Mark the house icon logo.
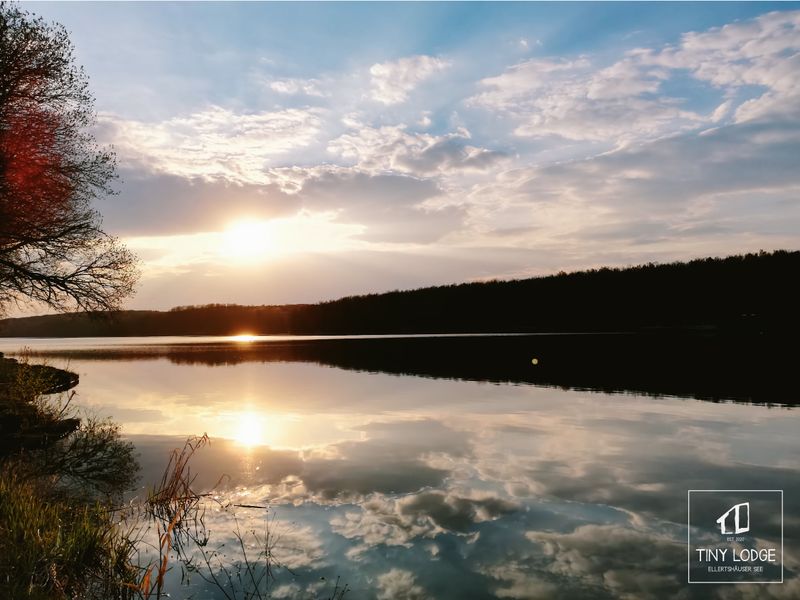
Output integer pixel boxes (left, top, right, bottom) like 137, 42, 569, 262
717, 502, 750, 534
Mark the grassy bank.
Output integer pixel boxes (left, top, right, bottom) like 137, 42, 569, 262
0, 355, 140, 599
0, 473, 138, 599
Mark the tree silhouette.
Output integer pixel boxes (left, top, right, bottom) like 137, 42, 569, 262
0, 2, 138, 313
2, 250, 796, 338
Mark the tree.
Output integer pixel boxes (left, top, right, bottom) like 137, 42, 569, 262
0, 2, 138, 314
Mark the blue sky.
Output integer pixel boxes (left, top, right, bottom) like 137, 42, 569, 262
22, 2, 800, 309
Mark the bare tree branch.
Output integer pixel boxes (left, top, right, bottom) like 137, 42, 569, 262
0, 2, 139, 314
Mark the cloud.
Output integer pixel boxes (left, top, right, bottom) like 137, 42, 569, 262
470, 11, 800, 145
100, 161, 459, 242
375, 569, 429, 600
465, 114, 800, 262
298, 168, 464, 243
471, 57, 590, 111
100, 106, 324, 184
514, 117, 800, 212
370, 55, 451, 104
328, 124, 507, 176
639, 11, 799, 85
267, 77, 327, 97
101, 168, 297, 235
634, 9, 800, 123
469, 57, 700, 144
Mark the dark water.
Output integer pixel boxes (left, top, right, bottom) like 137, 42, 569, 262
1, 334, 797, 599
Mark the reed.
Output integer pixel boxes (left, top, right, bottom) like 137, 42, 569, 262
140, 435, 350, 599
0, 469, 139, 599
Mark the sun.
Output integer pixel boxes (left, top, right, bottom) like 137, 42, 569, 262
220, 219, 275, 262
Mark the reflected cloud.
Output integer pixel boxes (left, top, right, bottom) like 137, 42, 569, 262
375, 568, 429, 600
331, 491, 519, 549
524, 524, 685, 600
11, 340, 797, 599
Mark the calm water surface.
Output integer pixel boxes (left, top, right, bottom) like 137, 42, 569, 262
1, 336, 797, 599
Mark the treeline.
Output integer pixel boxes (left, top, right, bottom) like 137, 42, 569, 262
20, 334, 796, 405
1, 250, 798, 337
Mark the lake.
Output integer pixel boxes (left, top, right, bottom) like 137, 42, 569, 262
0, 334, 796, 599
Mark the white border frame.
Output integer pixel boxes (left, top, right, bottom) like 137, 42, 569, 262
687, 489, 784, 584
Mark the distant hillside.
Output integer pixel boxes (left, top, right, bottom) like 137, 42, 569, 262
1, 250, 798, 337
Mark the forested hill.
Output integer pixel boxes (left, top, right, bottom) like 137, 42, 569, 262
1, 250, 797, 337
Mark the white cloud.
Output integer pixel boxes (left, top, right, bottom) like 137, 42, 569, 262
470, 11, 800, 145
100, 106, 324, 184
268, 77, 327, 97
634, 10, 800, 123
370, 55, 451, 104
470, 58, 589, 111
637, 10, 800, 90
469, 57, 700, 143
328, 124, 507, 176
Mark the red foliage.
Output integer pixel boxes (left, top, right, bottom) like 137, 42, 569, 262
0, 102, 75, 244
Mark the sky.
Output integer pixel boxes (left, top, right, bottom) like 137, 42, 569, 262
24, 1, 800, 310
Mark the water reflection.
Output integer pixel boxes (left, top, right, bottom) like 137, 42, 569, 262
230, 333, 259, 343
128, 399, 799, 599
0, 336, 797, 598
232, 411, 268, 447
6, 333, 797, 404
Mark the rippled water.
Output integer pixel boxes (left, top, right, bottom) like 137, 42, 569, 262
1, 336, 796, 599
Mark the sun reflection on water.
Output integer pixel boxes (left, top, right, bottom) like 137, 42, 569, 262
230, 333, 258, 343
233, 412, 267, 447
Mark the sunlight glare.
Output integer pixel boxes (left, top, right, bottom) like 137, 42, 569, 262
230, 333, 257, 343
234, 413, 266, 447
220, 219, 275, 262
